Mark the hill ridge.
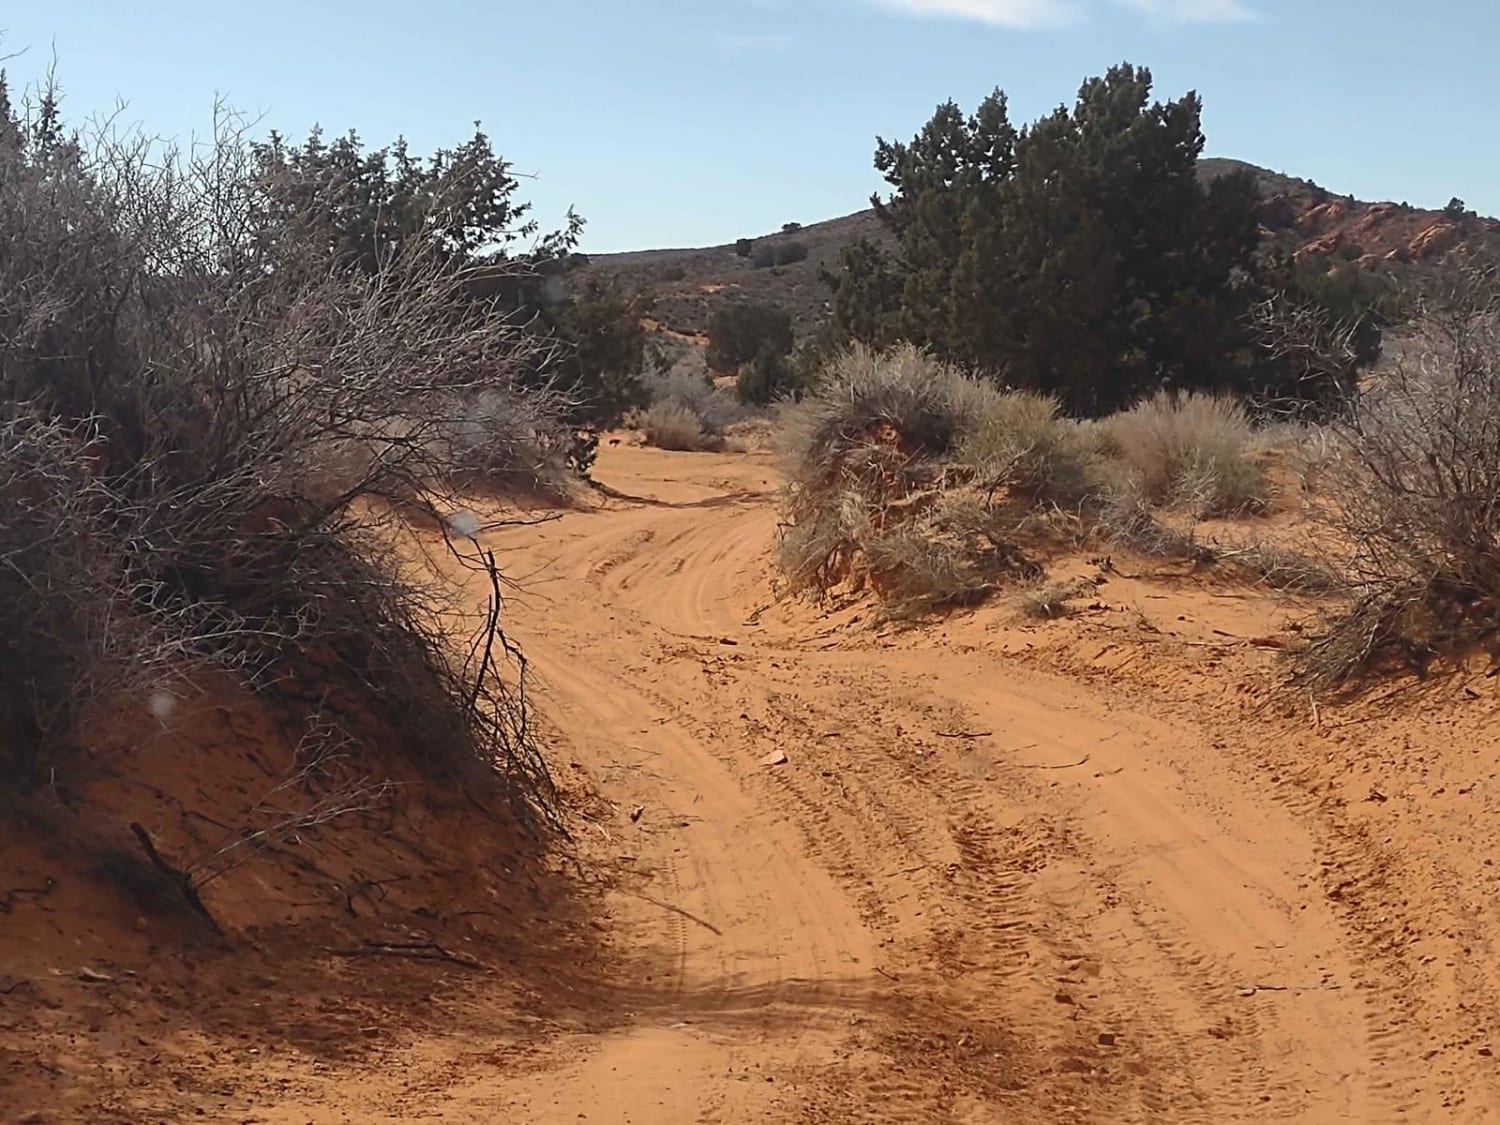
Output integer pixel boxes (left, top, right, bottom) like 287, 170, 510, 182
583, 158, 1499, 346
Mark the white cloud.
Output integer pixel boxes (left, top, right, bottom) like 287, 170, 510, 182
866, 0, 1076, 29
863, 0, 1256, 26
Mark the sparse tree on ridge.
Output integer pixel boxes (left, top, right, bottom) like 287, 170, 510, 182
825, 64, 1320, 415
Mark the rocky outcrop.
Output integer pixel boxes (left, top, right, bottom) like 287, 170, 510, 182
1409, 220, 1461, 262
1297, 199, 1349, 233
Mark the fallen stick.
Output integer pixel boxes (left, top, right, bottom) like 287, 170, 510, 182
0, 877, 55, 914
936, 730, 993, 740
624, 891, 724, 936
1015, 754, 1092, 771
129, 823, 225, 937
326, 942, 486, 971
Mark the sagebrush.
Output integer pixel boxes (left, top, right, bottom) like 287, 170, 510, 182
777, 344, 1286, 615
0, 78, 563, 829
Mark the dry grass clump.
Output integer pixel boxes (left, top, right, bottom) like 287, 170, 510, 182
632, 369, 745, 451
1217, 542, 1347, 596
1015, 577, 1098, 620
1294, 264, 1500, 687
637, 402, 723, 452
956, 391, 1103, 507
777, 346, 1296, 618
777, 344, 1052, 607
0, 85, 561, 828
1105, 391, 1268, 517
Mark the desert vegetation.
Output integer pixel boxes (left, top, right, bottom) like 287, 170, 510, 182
1292, 263, 1500, 686
780, 255, 1500, 689
775, 343, 1272, 617
631, 369, 747, 451
0, 75, 640, 835
6, 27, 1500, 1122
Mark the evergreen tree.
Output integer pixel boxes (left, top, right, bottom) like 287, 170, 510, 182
707, 303, 793, 372
253, 126, 646, 452
827, 64, 1279, 414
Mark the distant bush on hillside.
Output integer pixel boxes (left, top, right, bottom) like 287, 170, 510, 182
776, 240, 809, 265
735, 237, 755, 258
707, 302, 793, 372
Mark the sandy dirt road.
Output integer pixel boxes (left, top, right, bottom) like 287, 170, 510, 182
442, 440, 1494, 1124
11, 444, 1500, 1125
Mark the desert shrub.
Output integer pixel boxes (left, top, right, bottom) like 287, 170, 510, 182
633, 369, 744, 451
734, 237, 754, 258
781, 344, 987, 483
257, 124, 647, 478
778, 344, 1306, 619
708, 302, 793, 372
775, 240, 809, 266
637, 402, 721, 452
1296, 264, 1500, 685
0, 79, 560, 826
956, 392, 1103, 507
1217, 543, 1346, 596
0, 414, 183, 782
643, 369, 744, 430
1104, 392, 1267, 517
778, 344, 1045, 597
737, 349, 808, 406
1092, 488, 1212, 561
863, 526, 990, 618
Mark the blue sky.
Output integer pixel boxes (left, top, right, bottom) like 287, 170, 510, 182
4, 1, 1495, 252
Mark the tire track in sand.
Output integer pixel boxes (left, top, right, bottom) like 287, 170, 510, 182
465, 445, 1412, 1122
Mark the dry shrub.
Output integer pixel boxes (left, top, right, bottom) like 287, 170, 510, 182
1015, 577, 1098, 620
777, 345, 1051, 606
1217, 542, 1346, 596
777, 344, 986, 595
633, 369, 743, 451
0, 413, 188, 781
637, 402, 723, 452
957, 391, 1102, 507
1105, 391, 1267, 517
777, 345, 1306, 621
1296, 264, 1500, 686
0, 87, 560, 827
1092, 488, 1212, 562
862, 495, 1042, 620
779, 342, 990, 497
